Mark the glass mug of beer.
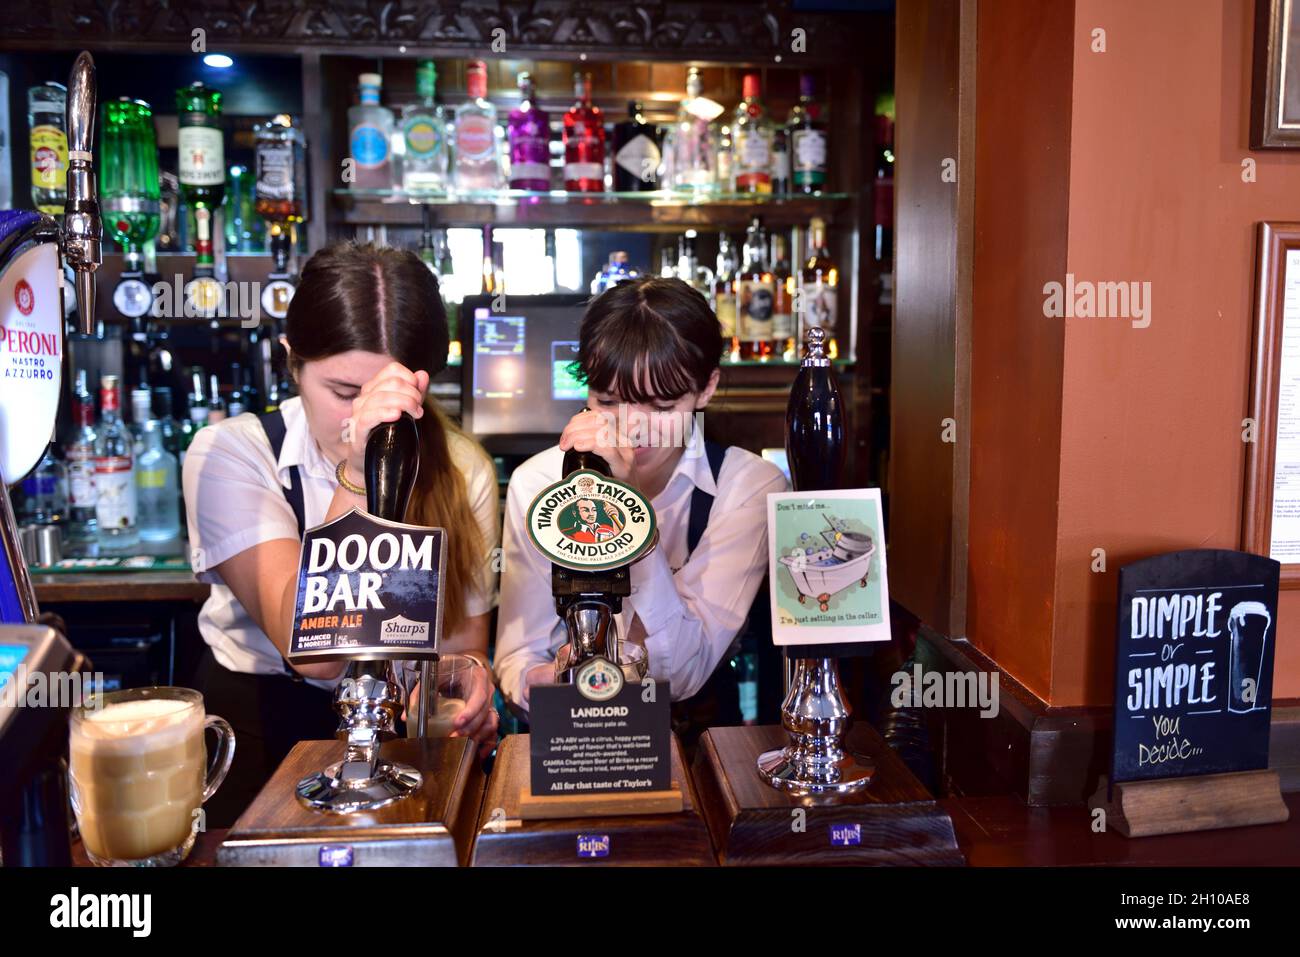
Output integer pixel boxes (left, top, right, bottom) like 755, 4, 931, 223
403, 653, 479, 738
69, 687, 235, 866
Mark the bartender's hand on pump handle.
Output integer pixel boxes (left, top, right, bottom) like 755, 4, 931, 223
558, 408, 637, 485
339, 362, 430, 490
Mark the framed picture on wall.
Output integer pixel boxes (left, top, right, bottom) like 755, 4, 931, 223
1243, 223, 1300, 585
1251, 0, 1300, 147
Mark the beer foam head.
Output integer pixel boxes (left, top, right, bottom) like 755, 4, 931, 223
73, 696, 200, 752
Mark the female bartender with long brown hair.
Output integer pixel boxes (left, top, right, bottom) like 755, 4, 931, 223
182, 242, 500, 826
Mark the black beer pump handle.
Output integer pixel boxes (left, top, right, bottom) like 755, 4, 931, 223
364, 412, 420, 523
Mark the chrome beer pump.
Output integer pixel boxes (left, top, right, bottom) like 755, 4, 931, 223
296, 414, 437, 812
757, 328, 873, 794
63, 52, 103, 339
550, 448, 631, 683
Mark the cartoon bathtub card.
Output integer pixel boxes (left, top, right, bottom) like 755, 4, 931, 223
767, 488, 892, 646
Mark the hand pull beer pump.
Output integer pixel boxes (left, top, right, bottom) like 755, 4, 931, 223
757, 327, 874, 793
296, 413, 432, 812
551, 448, 632, 683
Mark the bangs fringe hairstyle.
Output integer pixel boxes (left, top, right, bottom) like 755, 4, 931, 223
576, 277, 724, 404
285, 241, 495, 633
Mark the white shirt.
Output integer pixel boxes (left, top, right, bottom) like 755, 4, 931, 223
495, 426, 788, 709
182, 397, 499, 691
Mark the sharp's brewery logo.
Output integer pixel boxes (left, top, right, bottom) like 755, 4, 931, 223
289, 509, 446, 660
380, 614, 429, 644
527, 470, 656, 571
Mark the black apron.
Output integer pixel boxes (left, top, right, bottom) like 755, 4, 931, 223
191, 410, 336, 828
668, 440, 769, 755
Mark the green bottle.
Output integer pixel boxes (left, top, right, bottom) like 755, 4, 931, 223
175, 83, 225, 274
101, 98, 161, 269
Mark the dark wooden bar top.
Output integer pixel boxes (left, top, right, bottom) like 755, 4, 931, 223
943, 793, 1300, 867
31, 571, 209, 604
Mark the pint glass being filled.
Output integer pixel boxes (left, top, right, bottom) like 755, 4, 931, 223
1227, 601, 1271, 714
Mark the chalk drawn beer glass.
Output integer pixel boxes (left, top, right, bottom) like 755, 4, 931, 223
1227, 601, 1270, 714
69, 687, 235, 866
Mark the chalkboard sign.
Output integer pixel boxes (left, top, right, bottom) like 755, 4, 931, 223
1111, 549, 1279, 785
287, 508, 446, 663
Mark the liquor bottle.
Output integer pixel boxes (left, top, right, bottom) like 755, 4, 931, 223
612, 101, 660, 192
227, 363, 247, 418
207, 373, 228, 424
20, 446, 67, 525
591, 251, 637, 295
255, 114, 309, 223
659, 246, 675, 279
507, 71, 550, 191
94, 375, 139, 552
402, 61, 449, 193
788, 74, 828, 194
348, 73, 394, 191
664, 68, 722, 195
716, 124, 733, 193
28, 82, 67, 215
176, 83, 226, 318
224, 164, 260, 253
770, 232, 796, 361
798, 218, 840, 359
731, 73, 773, 194
874, 109, 895, 262
66, 371, 99, 545
737, 217, 775, 361
152, 386, 181, 459
101, 98, 161, 271
786, 327, 845, 492
130, 385, 153, 458
179, 367, 209, 465
771, 128, 790, 195
563, 72, 605, 192
713, 234, 739, 360
136, 420, 181, 543
454, 60, 503, 192
675, 230, 713, 293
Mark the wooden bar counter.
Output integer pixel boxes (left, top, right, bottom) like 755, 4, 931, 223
468, 733, 716, 866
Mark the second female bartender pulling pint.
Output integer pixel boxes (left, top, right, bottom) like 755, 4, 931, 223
496, 277, 789, 748
182, 243, 501, 827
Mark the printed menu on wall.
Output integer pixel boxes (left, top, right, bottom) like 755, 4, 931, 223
1268, 250, 1300, 560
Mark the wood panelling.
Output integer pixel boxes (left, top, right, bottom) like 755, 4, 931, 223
890, 0, 974, 634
